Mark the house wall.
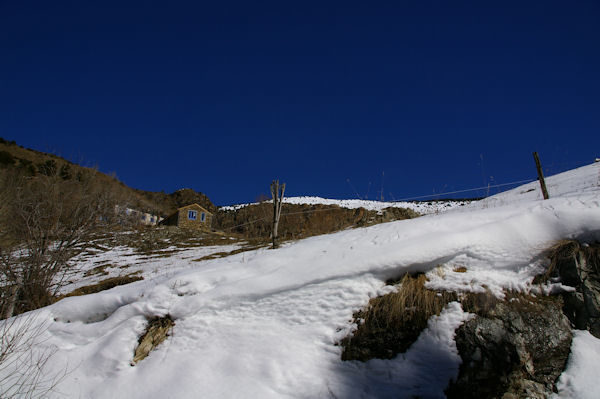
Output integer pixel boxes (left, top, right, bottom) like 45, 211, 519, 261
175, 204, 212, 230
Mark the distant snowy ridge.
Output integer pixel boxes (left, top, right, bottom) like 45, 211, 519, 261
220, 196, 474, 214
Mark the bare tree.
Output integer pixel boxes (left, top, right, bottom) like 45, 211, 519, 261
0, 167, 115, 397
0, 168, 116, 318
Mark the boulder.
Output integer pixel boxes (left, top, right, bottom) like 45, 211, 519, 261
446, 294, 572, 399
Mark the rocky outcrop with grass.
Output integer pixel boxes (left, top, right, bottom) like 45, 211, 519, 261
214, 203, 419, 241
341, 240, 600, 398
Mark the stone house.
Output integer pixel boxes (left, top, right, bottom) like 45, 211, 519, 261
159, 203, 213, 230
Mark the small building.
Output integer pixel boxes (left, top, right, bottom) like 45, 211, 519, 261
159, 203, 213, 230
115, 205, 163, 226
139, 212, 163, 226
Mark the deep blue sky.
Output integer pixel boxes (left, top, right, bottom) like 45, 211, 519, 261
1, 1, 599, 205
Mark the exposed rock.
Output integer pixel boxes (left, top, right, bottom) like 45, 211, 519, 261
132, 315, 175, 365
548, 241, 600, 337
446, 294, 572, 399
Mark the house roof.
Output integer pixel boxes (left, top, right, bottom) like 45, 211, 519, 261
177, 203, 212, 214
162, 203, 213, 222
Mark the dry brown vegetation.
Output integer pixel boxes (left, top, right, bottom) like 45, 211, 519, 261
342, 273, 567, 363
536, 239, 600, 284
0, 168, 120, 318
63, 274, 143, 298
341, 274, 456, 361
193, 243, 268, 262
83, 264, 112, 277
92, 226, 252, 257
214, 202, 419, 241
0, 139, 215, 218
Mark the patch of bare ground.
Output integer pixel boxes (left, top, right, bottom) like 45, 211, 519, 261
193, 241, 269, 261
90, 226, 247, 257
61, 273, 143, 298
83, 264, 112, 277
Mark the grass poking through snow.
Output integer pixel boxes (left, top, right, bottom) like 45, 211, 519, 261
341, 273, 456, 361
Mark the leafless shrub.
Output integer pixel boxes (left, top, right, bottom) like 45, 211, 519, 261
0, 168, 117, 318
0, 314, 65, 398
0, 168, 116, 396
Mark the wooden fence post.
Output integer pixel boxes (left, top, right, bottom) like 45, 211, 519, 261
533, 152, 549, 200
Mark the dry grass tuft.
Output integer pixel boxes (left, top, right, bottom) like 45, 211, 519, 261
193, 243, 268, 262
459, 290, 502, 317
453, 266, 467, 273
341, 273, 456, 361
540, 239, 582, 283
534, 239, 600, 285
83, 264, 111, 277
63, 274, 143, 298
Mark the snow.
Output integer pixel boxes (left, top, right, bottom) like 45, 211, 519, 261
554, 330, 600, 399
61, 243, 245, 295
220, 196, 474, 214
1, 161, 600, 398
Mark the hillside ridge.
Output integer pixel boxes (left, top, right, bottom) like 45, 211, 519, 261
0, 138, 215, 216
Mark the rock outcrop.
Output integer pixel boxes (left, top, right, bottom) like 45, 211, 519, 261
340, 240, 600, 397
446, 294, 572, 399
548, 241, 600, 337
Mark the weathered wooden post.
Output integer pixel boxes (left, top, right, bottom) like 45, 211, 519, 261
270, 180, 285, 248
533, 152, 549, 200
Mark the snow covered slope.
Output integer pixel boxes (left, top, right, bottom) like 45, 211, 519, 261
220, 196, 474, 214
467, 161, 600, 210
2, 162, 600, 398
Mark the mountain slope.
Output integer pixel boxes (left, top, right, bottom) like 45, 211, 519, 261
1, 162, 600, 398
0, 138, 216, 215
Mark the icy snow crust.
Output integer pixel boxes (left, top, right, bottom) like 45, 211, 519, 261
3, 163, 600, 398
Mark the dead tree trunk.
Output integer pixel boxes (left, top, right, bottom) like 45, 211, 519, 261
270, 180, 285, 249
3, 284, 19, 320
533, 152, 550, 200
